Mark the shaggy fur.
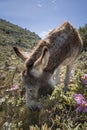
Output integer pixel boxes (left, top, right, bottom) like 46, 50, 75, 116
13, 22, 83, 110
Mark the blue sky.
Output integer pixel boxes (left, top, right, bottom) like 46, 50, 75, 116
0, 0, 87, 38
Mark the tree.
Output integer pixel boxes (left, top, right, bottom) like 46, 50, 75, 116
79, 24, 87, 51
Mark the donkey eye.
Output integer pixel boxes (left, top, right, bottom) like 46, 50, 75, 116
22, 70, 26, 76
29, 89, 32, 93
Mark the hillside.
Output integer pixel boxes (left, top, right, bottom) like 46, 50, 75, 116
0, 19, 40, 48
0, 20, 87, 130
0, 19, 40, 68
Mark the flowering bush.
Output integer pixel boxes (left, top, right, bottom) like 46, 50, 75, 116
0, 51, 87, 130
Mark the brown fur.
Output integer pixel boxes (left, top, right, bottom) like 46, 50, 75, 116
26, 22, 83, 73
13, 22, 83, 110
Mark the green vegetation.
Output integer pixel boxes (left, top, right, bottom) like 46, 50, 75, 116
0, 19, 87, 130
79, 24, 87, 51
0, 19, 40, 48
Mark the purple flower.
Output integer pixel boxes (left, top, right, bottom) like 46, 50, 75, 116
74, 94, 85, 104
78, 100, 87, 112
74, 94, 87, 112
82, 74, 87, 85
6, 85, 19, 92
11, 85, 19, 91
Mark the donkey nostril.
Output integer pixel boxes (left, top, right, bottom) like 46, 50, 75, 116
30, 89, 32, 93
29, 105, 42, 111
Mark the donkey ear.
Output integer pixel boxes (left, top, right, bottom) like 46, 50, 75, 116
40, 46, 50, 68
31, 46, 50, 77
13, 47, 28, 61
34, 46, 50, 69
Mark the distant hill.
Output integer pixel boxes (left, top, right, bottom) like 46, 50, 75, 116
0, 19, 41, 49
0, 19, 41, 69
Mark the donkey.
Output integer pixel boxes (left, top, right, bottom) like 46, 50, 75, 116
13, 22, 83, 110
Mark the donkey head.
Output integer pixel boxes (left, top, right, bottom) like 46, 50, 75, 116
13, 47, 54, 110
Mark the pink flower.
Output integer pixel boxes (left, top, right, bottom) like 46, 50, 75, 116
6, 85, 19, 92
11, 85, 19, 90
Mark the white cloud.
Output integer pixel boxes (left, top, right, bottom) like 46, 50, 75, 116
39, 29, 52, 38
51, 0, 56, 3
37, 3, 42, 7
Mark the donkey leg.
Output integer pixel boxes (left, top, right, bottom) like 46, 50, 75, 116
53, 66, 60, 86
64, 65, 72, 92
